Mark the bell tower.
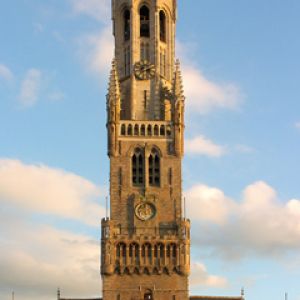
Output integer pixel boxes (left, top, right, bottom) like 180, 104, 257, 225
102, 0, 190, 299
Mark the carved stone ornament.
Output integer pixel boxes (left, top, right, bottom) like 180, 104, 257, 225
135, 202, 156, 221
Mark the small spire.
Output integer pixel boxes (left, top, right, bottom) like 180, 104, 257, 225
57, 288, 60, 300
173, 59, 184, 101
108, 59, 121, 104
241, 287, 245, 297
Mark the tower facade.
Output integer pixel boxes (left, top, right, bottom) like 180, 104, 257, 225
101, 0, 190, 299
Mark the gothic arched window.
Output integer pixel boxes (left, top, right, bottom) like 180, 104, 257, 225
124, 9, 130, 41
140, 6, 150, 37
159, 10, 166, 42
132, 148, 144, 186
149, 148, 160, 186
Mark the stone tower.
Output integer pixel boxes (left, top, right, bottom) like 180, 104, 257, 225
101, 0, 190, 299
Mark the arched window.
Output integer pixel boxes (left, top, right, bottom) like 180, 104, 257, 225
154, 125, 159, 136
141, 124, 146, 136
121, 124, 126, 135
140, 6, 150, 37
160, 125, 165, 136
132, 148, 144, 186
129, 243, 139, 264
159, 11, 166, 42
134, 124, 139, 135
149, 148, 160, 186
127, 124, 133, 135
147, 124, 152, 136
124, 9, 130, 41
116, 243, 126, 265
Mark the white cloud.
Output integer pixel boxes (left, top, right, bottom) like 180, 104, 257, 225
0, 159, 105, 226
182, 64, 241, 114
177, 41, 242, 114
190, 262, 228, 288
70, 0, 110, 23
0, 159, 106, 300
186, 185, 236, 225
185, 136, 226, 157
0, 64, 14, 82
19, 69, 42, 107
0, 216, 100, 300
186, 181, 300, 259
77, 26, 114, 76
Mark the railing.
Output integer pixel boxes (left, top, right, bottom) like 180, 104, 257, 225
119, 121, 173, 138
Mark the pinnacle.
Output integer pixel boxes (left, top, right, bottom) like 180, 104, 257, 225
173, 59, 184, 100
108, 59, 121, 102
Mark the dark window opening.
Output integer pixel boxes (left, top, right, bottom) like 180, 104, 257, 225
140, 6, 150, 37
149, 148, 160, 186
144, 292, 153, 300
132, 148, 144, 186
134, 124, 139, 135
159, 11, 166, 42
121, 124, 126, 135
141, 125, 145, 136
147, 125, 152, 136
124, 10, 130, 41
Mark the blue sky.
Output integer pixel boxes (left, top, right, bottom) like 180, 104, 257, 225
0, 1, 300, 300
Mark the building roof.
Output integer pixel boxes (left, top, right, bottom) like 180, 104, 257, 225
59, 298, 102, 300
190, 296, 244, 300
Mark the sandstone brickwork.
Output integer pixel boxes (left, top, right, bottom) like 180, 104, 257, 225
103, 1, 189, 299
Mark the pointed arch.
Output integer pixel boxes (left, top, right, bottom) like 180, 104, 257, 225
147, 124, 152, 136
127, 124, 133, 135
132, 147, 144, 186
134, 124, 139, 135
140, 5, 150, 37
148, 148, 160, 186
159, 10, 166, 42
121, 124, 126, 135
141, 124, 146, 136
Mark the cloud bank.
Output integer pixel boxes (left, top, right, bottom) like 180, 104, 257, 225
186, 181, 300, 260
185, 136, 226, 157
0, 159, 104, 300
0, 159, 104, 225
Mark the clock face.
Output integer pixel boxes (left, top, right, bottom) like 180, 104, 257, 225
135, 202, 156, 221
134, 60, 155, 80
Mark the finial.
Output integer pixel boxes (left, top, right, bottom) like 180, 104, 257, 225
57, 288, 60, 300
241, 287, 245, 297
